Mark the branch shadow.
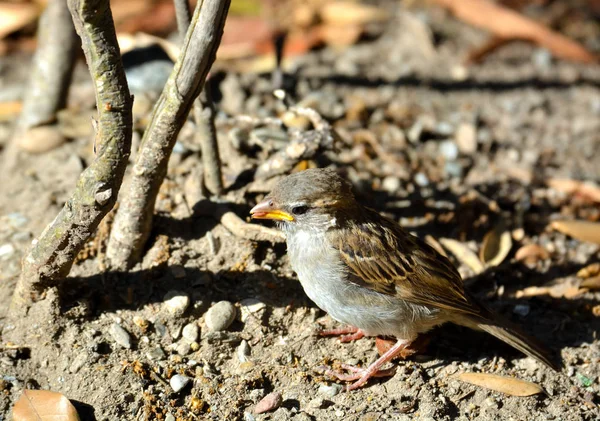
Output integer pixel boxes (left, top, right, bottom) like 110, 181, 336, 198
56, 174, 598, 374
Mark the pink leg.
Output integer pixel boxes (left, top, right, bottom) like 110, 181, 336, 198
319, 326, 366, 343
316, 339, 411, 391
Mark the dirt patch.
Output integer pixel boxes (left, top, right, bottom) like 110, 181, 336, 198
1, 3, 599, 420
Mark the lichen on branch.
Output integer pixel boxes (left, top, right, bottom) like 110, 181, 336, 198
106, 0, 230, 270
11, 0, 133, 311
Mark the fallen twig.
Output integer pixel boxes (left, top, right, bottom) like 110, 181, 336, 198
220, 210, 285, 243
255, 106, 337, 180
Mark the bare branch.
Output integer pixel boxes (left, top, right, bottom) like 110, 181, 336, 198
106, 0, 230, 270
11, 0, 133, 311
18, 0, 78, 130
175, 0, 224, 196
194, 86, 223, 195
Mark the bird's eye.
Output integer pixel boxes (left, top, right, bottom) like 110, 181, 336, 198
291, 205, 309, 216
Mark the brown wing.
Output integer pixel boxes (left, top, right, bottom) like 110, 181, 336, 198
331, 208, 481, 317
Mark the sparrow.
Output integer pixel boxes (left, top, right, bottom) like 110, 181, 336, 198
250, 168, 560, 391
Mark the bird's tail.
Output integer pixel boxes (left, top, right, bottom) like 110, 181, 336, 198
453, 297, 562, 371
476, 320, 561, 371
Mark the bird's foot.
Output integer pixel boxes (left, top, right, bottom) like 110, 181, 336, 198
315, 338, 411, 391
316, 363, 397, 391
318, 326, 366, 343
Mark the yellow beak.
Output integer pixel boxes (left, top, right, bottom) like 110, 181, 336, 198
250, 200, 294, 222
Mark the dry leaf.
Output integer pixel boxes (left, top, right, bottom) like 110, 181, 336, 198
317, 24, 363, 48
480, 224, 512, 267
514, 244, 550, 265
439, 238, 485, 275
550, 220, 600, 245
13, 389, 81, 421
580, 276, 600, 291
515, 280, 584, 299
454, 372, 544, 397
118, 33, 180, 62
0, 3, 39, 40
0, 101, 22, 122
577, 263, 600, 279
433, 0, 597, 64
425, 235, 447, 258
547, 178, 600, 203
319, 1, 389, 26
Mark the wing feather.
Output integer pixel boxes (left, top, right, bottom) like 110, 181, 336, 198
332, 208, 481, 317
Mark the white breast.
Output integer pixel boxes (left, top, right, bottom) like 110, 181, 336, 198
285, 228, 442, 340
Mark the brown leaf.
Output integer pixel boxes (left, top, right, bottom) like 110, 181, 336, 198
550, 220, 600, 245
0, 101, 22, 122
433, 0, 597, 64
454, 372, 544, 397
515, 280, 584, 299
580, 276, 600, 291
480, 224, 512, 267
547, 178, 600, 203
317, 24, 363, 48
319, 1, 389, 26
514, 244, 550, 265
577, 263, 600, 279
0, 3, 39, 40
118, 33, 180, 62
440, 238, 485, 275
13, 389, 81, 421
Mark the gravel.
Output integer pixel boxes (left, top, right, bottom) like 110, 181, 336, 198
205, 301, 237, 332
108, 323, 132, 349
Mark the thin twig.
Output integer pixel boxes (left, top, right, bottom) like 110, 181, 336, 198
18, 0, 78, 130
10, 0, 133, 311
174, 0, 224, 196
220, 210, 285, 243
106, 0, 230, 270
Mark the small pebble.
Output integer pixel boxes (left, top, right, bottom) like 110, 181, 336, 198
513, 304, 530, 317
435, 122, 454, 136
18, 126, 66, 153
163, 291, 190, 317
165, 414, 175, 421
254, 391, 282, 414
182, 322, 199, 343
109, 323, 132, 349
169, 374, 190, 393
237, 340, 251, 362
0, 244, 15, 259
382, 176, 401, 193
533, 48, 552, 69
439, 140, 458, 161
176, 341, 192, 356
308, 397, 325, 409
414, 172, 429, 187
6, 213, 28, 228
205, 301, 236, 332
444, 161, 463, 178
239, 298, 266, 322
68, 352, 88, 374
243, 413, 256, 421
146, 346, 166, 361
318, 383, 343, 398
455, 123, 477, 154
154, 322, 167, 337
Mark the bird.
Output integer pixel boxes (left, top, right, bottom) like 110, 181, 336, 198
250, 167, 560, 391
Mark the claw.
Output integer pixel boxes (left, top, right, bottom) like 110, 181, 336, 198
318, 326, 366, 343
314, 339, 412, 391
